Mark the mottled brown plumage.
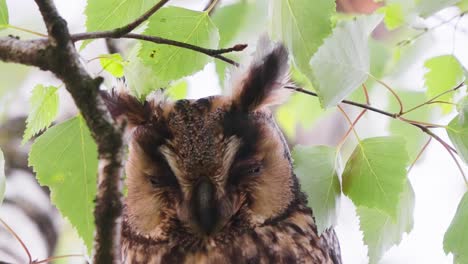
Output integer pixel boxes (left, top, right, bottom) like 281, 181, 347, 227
103, 39, 341, 264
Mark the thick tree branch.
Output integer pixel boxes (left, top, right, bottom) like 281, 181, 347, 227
0, 37, 49, 69
1, 0, 127, 263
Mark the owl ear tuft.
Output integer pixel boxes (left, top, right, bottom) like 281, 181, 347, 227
100, 89, 152, 127
232, 38, 290, 111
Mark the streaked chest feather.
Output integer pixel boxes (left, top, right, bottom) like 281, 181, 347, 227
122, 208, 334, 264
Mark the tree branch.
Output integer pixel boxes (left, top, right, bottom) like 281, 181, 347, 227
30, 0, 123, 263
71, 32, 244, 66
284, 85, 466, 179
110, 0, 170, 37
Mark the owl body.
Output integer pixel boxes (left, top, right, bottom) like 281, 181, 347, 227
103, 40, 341, 264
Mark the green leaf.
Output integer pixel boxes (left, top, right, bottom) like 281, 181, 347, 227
387, 91, 430, 161
212, 1, 249, 85
378, 3, 405, 30
458, 96, 468, 123
444, 191, 468, 263
166, 80, 188, 100
276, 67, 325, 138
424, 55, 465, 113
446, 114, 468, 164
292, 145, 341, 234
124, 43, 169, 100
458, 0, 468, 10
343, 136, 409, 217
310, 14, 383, 108
0, 148, 5, 205
271, 0, 335, 83
0, 0, 8, 27
139, 7, 219, 81
100, 53, 127, 78
29, 116, 98, 254
212, 2, 249, 48
22, 85, 59, 144
84, 0, 159, 48
358, 181, 415, 264
415, 0, 460, 17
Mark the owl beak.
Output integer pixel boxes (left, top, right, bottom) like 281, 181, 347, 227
192, 177, 218, 235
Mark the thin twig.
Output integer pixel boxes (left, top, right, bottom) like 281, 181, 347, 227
71, 32, 245, 66
397, 116, 446, 128
204, 0, 220, 14
2, 24, 48, 37
400, 82, 465, 116
337, 108, 367, 150
33, 254, 84, 264
373, 77, 404, 115
408, 137, 432, 173
284, 85, 466, 181
110, 0, 170, 37
362, 83, 370, 105
0, 218, 32, 264
400, 11, 467, 46
337, 105, 362, 142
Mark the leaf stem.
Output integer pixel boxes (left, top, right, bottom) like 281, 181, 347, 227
400, 82, 465, 116
337, 108, 367, 150
401, 11, 467, 47
33, 254, 84, 264
2, 24, 48, 37
408, 137, 432, 173
372, 76, 404, 115
337, 105, 362, 143
204, 0, 220, 14
0, 218, 32, 264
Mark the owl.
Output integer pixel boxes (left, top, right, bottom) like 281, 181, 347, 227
102, 39, 342, 264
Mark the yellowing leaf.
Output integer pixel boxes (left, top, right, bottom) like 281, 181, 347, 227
292, 145, 341, 234
444, 191, 468, 263
424, 55, 465, 113
99, 53, 127, 78
0, 0, 8, 27
139, 7, 219, 81
271, 0, 335, 83
358, 181, 415, 264
343, 136, 409, 217
29, 116, 98, 254
166, 80, 188, 100
378, 3, 405, 30
310, 14, 383, 108
22, 84, 59, 144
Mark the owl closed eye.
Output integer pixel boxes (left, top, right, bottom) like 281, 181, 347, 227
102, 38, 341, 264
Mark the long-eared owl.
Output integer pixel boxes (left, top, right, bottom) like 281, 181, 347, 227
102, 38, 342, 264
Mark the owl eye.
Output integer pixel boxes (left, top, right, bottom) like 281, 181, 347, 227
229, 160, 262, 185
247, 165, 262, 175
148, 168, 178, 188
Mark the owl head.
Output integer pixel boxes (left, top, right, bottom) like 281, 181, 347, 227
103, 40, 303, 240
